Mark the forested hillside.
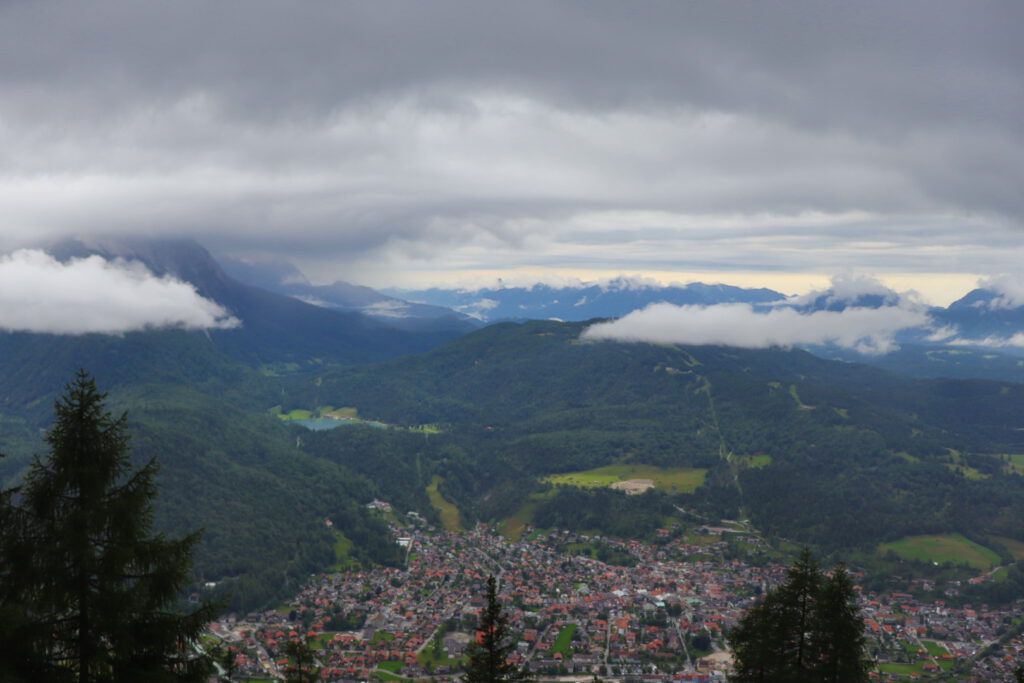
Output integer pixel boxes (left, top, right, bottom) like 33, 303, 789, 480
0, 330, 402, 611
7, 316, 1024, 611
280, 319, 1024, 554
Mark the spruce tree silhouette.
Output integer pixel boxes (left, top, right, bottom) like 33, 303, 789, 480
464, 575, 532, 683
729, 549, 869, 682
0, 370, 217, 682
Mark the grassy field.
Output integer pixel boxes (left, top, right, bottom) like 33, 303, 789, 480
878, 533, 1001, 570
551, 624, 577, 657
409, 424, 443, 435
999, 454, 1024, 475
543, 464, 707, 493
418, 635, 467, 669
278, 408, 313, 420
330, 530, 356, 571
370, 631, 396, 646
995, 536, 1024, 561
323, 406, 359, 419
878, 661, 926, 676
309, 632, 336, 649
427, 476, 465, 532
499, 490, 557, 541
740, 454, 772, 469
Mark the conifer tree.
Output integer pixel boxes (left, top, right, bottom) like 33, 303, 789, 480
282, 638, 320, 683
464, 575, 532, 683
729, 550, 869, 683
0, 370, 217, 682
813, 564, 870, 683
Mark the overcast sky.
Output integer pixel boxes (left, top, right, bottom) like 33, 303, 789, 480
1, 0, 1021, 304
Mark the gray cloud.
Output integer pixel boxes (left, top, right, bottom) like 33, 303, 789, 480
582, 302, 929, 355
978, 275, 1024, 309
582, 275, 939, 353
0, 250, 238, 334
0, 1, 1021, 292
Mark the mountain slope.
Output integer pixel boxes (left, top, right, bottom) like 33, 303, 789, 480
281, 319, 1024, 551
0, 332, 401, 612
218, 254, 479, 334
47, 237, 466, 366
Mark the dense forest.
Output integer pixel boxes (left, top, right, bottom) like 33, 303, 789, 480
280, 319, 1024, 558
6, 317, 1024, 610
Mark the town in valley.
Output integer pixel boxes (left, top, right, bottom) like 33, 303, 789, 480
209, 507, 1024, 682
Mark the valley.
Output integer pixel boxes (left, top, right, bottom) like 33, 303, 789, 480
6, 240, 1024, 679
209, 514, 1024, 682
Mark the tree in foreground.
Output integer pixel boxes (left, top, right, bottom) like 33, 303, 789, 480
0, 370, 218, 682
464, 575, 532, 683
281, 638, 320, 683
729, 549, 870, 683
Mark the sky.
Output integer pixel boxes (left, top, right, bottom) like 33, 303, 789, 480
1, 0, 1022, 307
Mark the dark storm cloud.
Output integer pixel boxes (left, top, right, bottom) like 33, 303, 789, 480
0, 0, 1021, 288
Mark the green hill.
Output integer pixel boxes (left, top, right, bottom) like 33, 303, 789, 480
283, 319, 1024, 552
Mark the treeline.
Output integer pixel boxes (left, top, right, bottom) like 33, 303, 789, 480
533, 487, 674, 539
280, 319, 1024, 560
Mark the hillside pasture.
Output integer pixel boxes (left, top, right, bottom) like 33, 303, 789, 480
427, 476, 465, 532
499, 490, 556, 540
543, 464, 707, 494
994, 536, 1024, 561
879, 534, 1000, 570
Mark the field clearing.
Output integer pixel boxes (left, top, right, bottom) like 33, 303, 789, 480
995, 536, 1024, 561
331, 531, 356, 572
427, 476, 465, 532
741, 455, 772, 469
879, 534, 1000, 570
543, 464, 707, 493
551, 624, 577, 657
309, 633, 336, 649
323, 406, 358, 419
499, 490, 555, 540
409, 424, 443, 435
945, 463, 987, 480
878, 661, 925, 676
921, 640, 949, 657
999, 454, 1024, 475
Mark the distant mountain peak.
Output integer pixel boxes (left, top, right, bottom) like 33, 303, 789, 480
45, 236, 234, 303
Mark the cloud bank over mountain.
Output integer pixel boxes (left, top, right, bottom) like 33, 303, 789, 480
582, 302, 929, 354
581, 275, 935, 353
0, 250, 239, 334
977, 275, 1024, 310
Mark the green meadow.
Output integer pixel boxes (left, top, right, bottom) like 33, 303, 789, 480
543, 464, 707, 493
426, 476, 465, 532
499, 490, 556, 541
879, 533, 1000, 570
551, 624, 577, 657
995, 536, 1024, 561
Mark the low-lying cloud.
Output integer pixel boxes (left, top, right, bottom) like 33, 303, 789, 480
948, 333, 1024, 349
978, 274, 1024, 309
0, 249, 239, 334
581, 302, 930, 354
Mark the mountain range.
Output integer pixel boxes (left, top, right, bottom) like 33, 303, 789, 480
5, 237, 1024, 610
